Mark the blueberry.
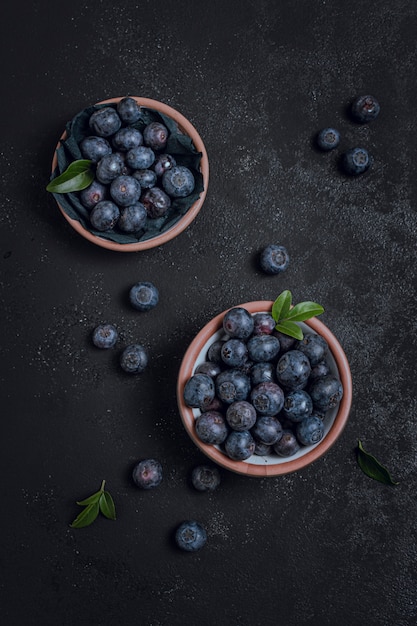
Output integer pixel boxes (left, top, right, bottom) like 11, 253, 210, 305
90, 200, 120, 231
252, 312, 276, 335
308, 375, 343, 412
117, 97, 143, 124
251, 415, 283, 446
118, 203, 147, 233
191, 465, 221, 492
276, 350, 311, 390
132, 458, 163, 489
141, 187, 172, 219
224, 430, 256, 461
92, 323, 118, 349
259, 244, 289, 275
283, 389, 313, 423
110, 175, 141, 207
183, 373, 215, 409
223, 307, 254, 340
120, 344, 148, 374
226, 400, 257, 432
296, 415, 325, 446
132, 169, 157, 189
221, 338, 248, 368
250, 361, 276, 386
80, 136, 112, 163
89, 107, 122, 137
175, 520, 207, 552
273, 330, 296, 352
273, 429, 301, 457
143, 121, 169, 151
316, 127, 340, 151
153, 153, 177, 177
125, 146, 155, 170
79, 179, 108, 209
195, 410, 229, 445
195, 361, 222, 378
206, 340, 226, 364
112, 127, 143, 152
351, 95, 380, 123
250, 381, 284, 416
254, 441, 272, 456
309, 360, 330, 382
247, 334, 280, 363
129, 281, 159, 311
215, 368, 251, 404
341, 147, 372, 176
162, 165, 195, 198
296, 333, 328, 367
96, 153, 125, 184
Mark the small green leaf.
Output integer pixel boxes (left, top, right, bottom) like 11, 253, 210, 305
76, 490, 102, 506
99, 491, 116, 520
284, 301, 325, 322
70, 502, 100, 529
272, 290, 292, 323
46, 159, 94, 193
356, 440, 399, 485
275, 320, 304, 340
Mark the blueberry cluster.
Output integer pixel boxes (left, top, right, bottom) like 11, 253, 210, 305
78, 97, 196, 234
183, 307, 344, 462
316, 94, 380, 176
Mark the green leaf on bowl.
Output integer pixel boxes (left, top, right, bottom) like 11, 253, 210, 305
271, 290, 292, 323
46, 159, 94, 193
275, 320, 303, 340
356, 440, 399, 485
284, 301, 325, 323
271, 290, 324, 339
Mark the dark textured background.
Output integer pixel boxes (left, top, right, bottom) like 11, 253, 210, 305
1, 1, 416, 625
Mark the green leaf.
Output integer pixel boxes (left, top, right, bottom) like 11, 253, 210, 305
275, 320, 304, 340
99, 491, 116, 520
76, 490, 102, 506
46, 159, 94, 193
284, 301, 325, 322
70, 502, 100, 528
356, 440, 399, 485
271, 290, 292, 323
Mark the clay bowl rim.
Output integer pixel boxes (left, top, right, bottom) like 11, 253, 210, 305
50, 96, 209, 252
177, 300, 353, 477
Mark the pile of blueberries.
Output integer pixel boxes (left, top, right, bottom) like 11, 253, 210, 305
78, 97, 196, 233
183, 306, 344, 462
316, 94, 380, 176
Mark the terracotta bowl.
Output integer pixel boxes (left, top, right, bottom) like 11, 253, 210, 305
177, 301, 352, 477
50, 97, 209, 252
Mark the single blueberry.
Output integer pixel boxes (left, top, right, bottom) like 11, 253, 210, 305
110, 175, 141, 207
296, 333, 328, 367
117, 97, 143, 124
153, 153, 177, 177
195, 410, 229, 445
226, 400, 257, 432
132, 458, 163, 489
296, 415, 325, 446
90, 200, 120, 231
143, 121, 169, 151
351, 95, 380, 123
309, 360, 330, 382
112, 127, 143, 152
92, 323, 118, 349
79, 179, 108, 210
224, 430, 256, 461
251, 415, 283, 446
132, 169, 157, 189
250, 361, 276, 386
89, 107, 121, 137
80, 136, 112, 163
118, 203, 147, 233
247, 334, 280, 363
195, 361, 223, 378
283, 389, 313, 423
273, 330, 296, 352
141, 187, 172, 219
126, 146, 155, 170
341, 147, 372, 176
183, 373, 215, 409
96, 153, 125, 184
316, 127, 340, 151
309, 375, 343, 412
191, 465, 221, 492
175, 520, 207, 552
120, 344, 148, 374
162, 165, 195, 198
129, 281, 159, 311
250, 381, 284, 416
276, 350, 311, 390
252, 312, 276, 335
254, 441, 272, 456
223, 307, 254, 340
221, 338, 248, 368
259, 244, 290, 275
273, 429, 301, 457
215, 368, 251, 404
206, 340, 226, 364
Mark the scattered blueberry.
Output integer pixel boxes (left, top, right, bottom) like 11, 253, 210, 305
132, 458, 163, 489
316, 127, 340, 151
80, 136, 112, 163
162, 165, 195, 198
89, 107, 122, 137
129, 281, 159, 311
118, 203, 147, 233
120, 344, 148, 374
175, 520, 207, 552
259, 244, 290, 275
117, 97, 143, 124
351, 95, 380, 123
143, 122, 169, 151
191, 465, 221, 492
92, 323, 118, 349
90, 200, 120, 231
341, 147, 372, 176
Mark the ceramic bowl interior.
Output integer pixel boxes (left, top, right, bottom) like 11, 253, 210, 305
177, 301, 352, 477
50, 96, 209, 252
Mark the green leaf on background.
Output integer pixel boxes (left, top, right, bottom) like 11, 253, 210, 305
284, 301, 325, 322
70, 480, 116, 528
356, 440, 399, 485
271, 290, 292, 323
76, 490, 102, 506
275, 321, 304, 340
99, 491, 116, 520
70, 502, 100, 529
46, 159, 94, 193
